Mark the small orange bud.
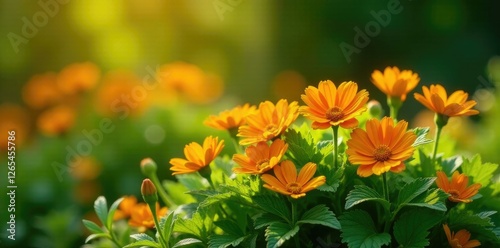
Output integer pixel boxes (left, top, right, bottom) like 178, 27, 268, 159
141, 179, 158, 204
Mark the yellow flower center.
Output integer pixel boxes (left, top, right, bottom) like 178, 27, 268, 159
286, 182, 302, 194
263, 124, 278, 138
448, 189, 460, 200
256, 159, 270, 170
373, 145, 391, 161
326, 107, 344, 122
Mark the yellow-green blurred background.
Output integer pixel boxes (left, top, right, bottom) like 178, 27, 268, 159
1, 0, 500, 247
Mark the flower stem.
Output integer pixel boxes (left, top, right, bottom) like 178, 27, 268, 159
229, 128, 243, 154
387, 96, 402, 122
431, 113, 448, 169
382, 173, 391, 234
289, 198, 300, 247
148, 204, 168, 248
150, 173, 176, 208
332, 126, 339, 169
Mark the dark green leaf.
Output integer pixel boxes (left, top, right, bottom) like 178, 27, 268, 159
254, 213, 285, 229
107, 197, 124, 230
404, 188, 448, 212
208, 234, 247, 248
214, 220, 245, 237
339, 210, 391, 248
123, 240, 162, 248
130, 233, 155, 242
94, 196, 108, 228
441, 156, 462, 175
85, 233, 111, 243
396, 178, 436, 207
265, 221, 299, 248
394, 209, 444, 248
345, 185, 390, 211
82, 219, 104, 234
172, 238, 203, 248
297, 205, 340, 230
253, 195, 291, 223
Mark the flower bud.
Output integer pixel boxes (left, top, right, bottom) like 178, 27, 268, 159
141, 178, 158, 205
140, 158, 157, 177
367, 100, 383, 118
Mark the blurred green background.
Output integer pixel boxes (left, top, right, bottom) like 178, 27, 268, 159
0, 0, 499, 247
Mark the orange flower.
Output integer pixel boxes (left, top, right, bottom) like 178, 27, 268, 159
443, 224, 481, 248
70, 156, 101, 180
414, 84, 479, 117
233, 139, 288, 174
128, 203, 168, 232
0, 104, 30, 150
22, 72, 62, 109
238, 99, 299, 145
371, 66, 420, 101
57, 62, 100, 95
37, 105, 76, 136
204, 104, 257, 131
436, 171, 481, 203
261, 160, 326, 199
114, 196, 138, 220
300, 80, 369, 130
170, 136, 225, 175
346, 117, 417, 177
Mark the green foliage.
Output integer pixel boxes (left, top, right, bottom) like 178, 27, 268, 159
284, 123, 324, 166
412, 127, 433, 147
339, 210, 391, 248
345, 185, 390, 211
396, 178, 436, 207
297, 204, 340, 229
393, 209, 444, 248
253, 195, 291, 223
265, 221, 300, 248
461, 154, 499, 187
208, 220, 248, 248
174, 210, 214, 241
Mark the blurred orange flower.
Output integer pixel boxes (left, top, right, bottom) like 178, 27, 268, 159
238, 99, 299, 145
300, 80, 369, 129
346, 117, 417, 177
204, 103, 257, 131
157, 61, 223, 104
70, 156, 101, 180
233, 139, 288, 174
57, 62, 100, 95
371, 66, 420, 101
128, 203, 168, 232
22, 72, 62, 109
170, 136, 225, 175
114, 196, 138, 220
261, 160, 325, 199
414, 84, 479, 117
0, 104, 30, 150
436, 171, 481, 203
73, 181, 101, 204
37, 105, 76, 136
443, 224, 480, 248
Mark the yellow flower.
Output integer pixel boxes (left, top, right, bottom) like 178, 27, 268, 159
233, 139, 288, 174
261, 160, 326, 199
238, 99, 299, 146
170, 136, 225, 175
436, 171, 481, 203
204, 104, 257, 131
114, 196, 138, 220
128, 203, 168, 232
346, 117, 417, 177
371, 66, 420, 101
300, 80, 369, 129
57, 62, 100, 95
37, 105, 76, 136
414, 84, 479, 117
443, 224, 481, 248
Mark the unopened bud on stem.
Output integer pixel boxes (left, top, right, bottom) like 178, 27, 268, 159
141, 178, 158, 205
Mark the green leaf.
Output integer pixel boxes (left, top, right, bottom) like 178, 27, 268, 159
172, 238, 203, 248
94, 196, 108, 228
214, 220, 245, 236
284, 124, 323, 166
345, 185, 390, 211
404, 188, 448, 211
123, 240, 161, 248
164, 180, 197, 205
297, 205, 340, 230
396, 178, 436, 207
188, 189, 234, 208
85, 233, 111, 243
107, 197, 124, 230
174, 210, 213, 239
253, 195, 291, 223
265, 221, 299, 248
161, 211, 176, 244
339, 210, 391, 248
412, 127, 433, 147
130, 233, 155, 242
461, 154, 498, 188
254, 213, 285, 229
441, 156, 462, 175
394, 209, 444, 248
448, 209, 499, 241
82, 219, 104, 234
208, 234, 247, 248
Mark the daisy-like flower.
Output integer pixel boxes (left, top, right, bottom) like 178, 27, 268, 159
414, 84, 479, 117
114, 196, 138, 220
300, 80, 369, 130
204, 104, 257, 131
436, 171, 481, 203
443, 224, 481, 248
170, 136, 224, 175
37, 105, 76, 136
233, 139, 288, 174
261, 160, 326, 199
128, 203, 168, 232
346, 117, 417, 177
238, 99, 299, 146
371, 66, 420, 101
57, 62, 100, 95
